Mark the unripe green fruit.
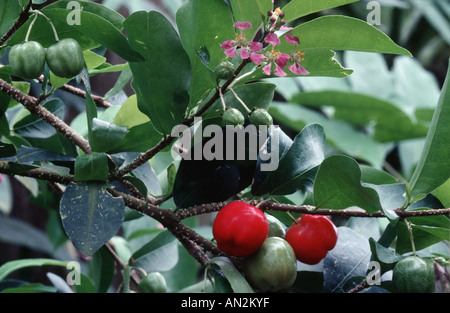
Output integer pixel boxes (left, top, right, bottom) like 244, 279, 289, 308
215, 61, 235, 80
138, 272, 167, 293
222, 107, 245, 126
46, 38, 84, 78
266, 214, 286, 238
392, 256, 435, 293
243, 237, 297, 292
9, 41, 45, 79
249, 108, 273, 127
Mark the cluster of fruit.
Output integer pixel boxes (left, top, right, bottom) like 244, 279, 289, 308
9, 38, 84, 79
212, 201, 338, 292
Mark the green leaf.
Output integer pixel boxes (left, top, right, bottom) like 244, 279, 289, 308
291, 91, 429, 142
0, 0, 22, 37
90, 246, 115, 293
282, 0, 359, 22
208, 257, 254, 293
0, 258, 68, 282
269, 103, 390, 167
314, 155, 383, 213
74, 152, 109, 182
408, 61, 450, 201
12, 98, 65, 139
91, 118, 128, 153
132, 231, 179, 273
124, 11, 191, 135
85, 91, 97, 148
396, 212, 450, 254
252, 123, 325, 196
176, 0, 235, 110
59, 181, 125, 256
229, 0, 272, 37
279, 15, 411, 56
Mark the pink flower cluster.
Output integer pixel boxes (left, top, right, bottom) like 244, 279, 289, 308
221, 14, 309, 77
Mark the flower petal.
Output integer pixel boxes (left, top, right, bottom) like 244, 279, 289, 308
274, 64, 287, 77
250, 52, 265, 65
224, 46, 238, 58
265, 32, 280, 46
285, 34, 300, 45
221, 40, 235, 50
234, 21, 252, 30
240, 48, 250, 59
248, 41, 263, 52
276, 53, 290, 68
289, 63, 310, 75
263, 64, 272, 76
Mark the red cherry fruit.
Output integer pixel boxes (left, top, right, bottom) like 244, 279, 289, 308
285, 214, 338, 265
213, 201, 269, 257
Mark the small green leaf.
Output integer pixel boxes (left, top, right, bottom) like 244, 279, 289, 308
314, 155, 383, 213
74, 152, 109, 182
91, 118, 128, 153
252, 124, 325, 196
12, 98, 65, 139
208, 257, 254, 293
132, 231, 179, 273
59, 181, 125, 256
0, 258, 68, 282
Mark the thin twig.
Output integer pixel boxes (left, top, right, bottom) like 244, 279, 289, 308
0, 78, 92, 154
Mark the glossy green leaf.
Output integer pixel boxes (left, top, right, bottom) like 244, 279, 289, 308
408, 61, 450, 201
208, 257, 254, 293
314, 155, 383, 213
251, 123, 325, 196
0, 0, 22, 37
12, 98, 65, 139
91, 118, 128, 153
229, 0, 273, 37
0, 258, 68, 282
291, 91, 429, 142
59, 181, 125, 256
132, 231, 179, 273
176, 0, 235, 110
269, 103, 390, 167
279, 16, 411, 56
396, 212, 450, 254
282, 0, 359, 22
74, 152, 109, 182
124, 11, 191, 135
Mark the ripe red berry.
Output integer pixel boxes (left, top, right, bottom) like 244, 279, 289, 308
285, 214, 338, 265
212, 201, 269, 257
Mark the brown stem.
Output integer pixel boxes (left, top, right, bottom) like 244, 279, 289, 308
0, 78, 92, 154
56, 83, 113, 109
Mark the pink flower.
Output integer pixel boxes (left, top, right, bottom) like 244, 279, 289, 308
221, 22, 263, 60
265, 32, 280, 46
285, 34, 309, 76
285, 34, 300, 45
